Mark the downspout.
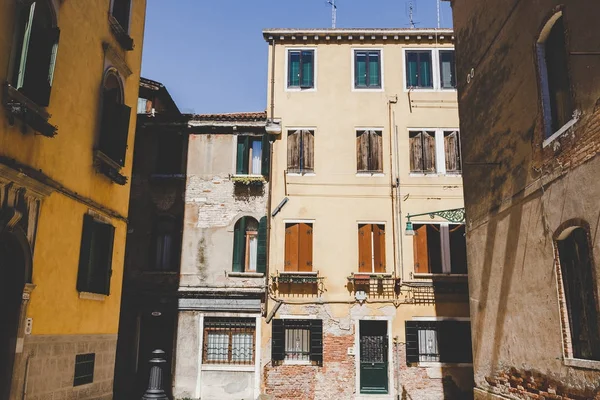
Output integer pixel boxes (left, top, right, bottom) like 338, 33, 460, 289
388, 96, 398, 278
394, 122, 405, 282
264, 38, 276, 318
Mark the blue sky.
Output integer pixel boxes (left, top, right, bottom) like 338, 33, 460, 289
141, 0, 453, 114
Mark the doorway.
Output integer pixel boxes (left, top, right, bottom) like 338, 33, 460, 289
0, 232, 27, 400
359, 320, 389, 394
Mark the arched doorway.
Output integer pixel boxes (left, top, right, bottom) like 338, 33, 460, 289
0, 229, 30, 400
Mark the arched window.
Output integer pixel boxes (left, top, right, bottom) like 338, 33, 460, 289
537, 12, 573, 139
12, 0, 60, 106
556, 226, 600, 360
151, 216, 179, 272
232, 216, 267, 273
98, 70, 131, 169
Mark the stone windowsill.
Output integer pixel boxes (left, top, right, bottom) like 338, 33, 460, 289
201, 364, 255, 372
279, 271, 318, 276
564, 357, 600, 371
79, 292, 106, 301
283, 360, 312, 366
228, 272, 264, 278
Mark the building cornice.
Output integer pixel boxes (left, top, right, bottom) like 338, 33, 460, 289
263, 28, 454, 44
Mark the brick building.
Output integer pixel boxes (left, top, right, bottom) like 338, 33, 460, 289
445, 0, 600, 399
113, 78, 185, 399
260, 29, 473, 399
172, 112, 271, 400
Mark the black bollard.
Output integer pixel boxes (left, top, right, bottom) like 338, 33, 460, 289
141, 349, 169, 400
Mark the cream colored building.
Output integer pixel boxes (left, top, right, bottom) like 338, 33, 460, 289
260, 29, 473, 400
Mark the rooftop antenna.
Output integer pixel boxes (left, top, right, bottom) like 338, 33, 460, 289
327, 0, 337, 28
436, 0, 440, 29
406, 1, 417, 28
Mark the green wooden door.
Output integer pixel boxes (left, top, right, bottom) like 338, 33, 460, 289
359, 320, 388, 394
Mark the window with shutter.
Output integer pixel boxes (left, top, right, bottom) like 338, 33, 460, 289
272, 319, 285, 363
422, 131, 436, 173
444, 131, 461, 174
272, 319, 323, 365
285, 223, 312, 272
236, 136, 263, 176
413, 224, 429, 274
256, 217, 267, 274
76, 214, 115, 295
358, 224, 386, 273
357, 130, 383, 173
287, 130, 314, 174
406, 320, 472, 365
232, 217, 260, 273
409, 130, 436, 174
439, 50, 456, 89
413, 223, 466, 275
287, 50, 315, 89
354, 50, 381, 89
111, 0, 132, 32
405, 51, 433, 89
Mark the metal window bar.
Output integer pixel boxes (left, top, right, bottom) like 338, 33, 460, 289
73, 353, 95, 386
283, 320, 311, 361
203, 318, 256, 365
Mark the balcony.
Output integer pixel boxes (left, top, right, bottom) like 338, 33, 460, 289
347, 273, 400, 299
271, 271, 324, 297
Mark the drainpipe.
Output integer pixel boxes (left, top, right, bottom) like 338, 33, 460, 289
394, 123, 405, 282
388, 96, 398, 279
264, 38, 276, 318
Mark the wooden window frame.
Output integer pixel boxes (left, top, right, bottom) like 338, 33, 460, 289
202, 318, 256, 365
408, 129, 461, 176
403, 48, 456, 92
284, 222, 313, 272
353, 49, 382, 89
244, 230, 258, 272
76, 214, 115, 296
356, 130, 383, 174
412, 223, 467, 275
286, 48, 316, 90
286, 129, 315, 175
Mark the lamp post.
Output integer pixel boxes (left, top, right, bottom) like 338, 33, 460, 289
404, 208, 466, 235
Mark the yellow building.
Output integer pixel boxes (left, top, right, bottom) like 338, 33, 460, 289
0, 1, 146, 398
261, 29, 473, 399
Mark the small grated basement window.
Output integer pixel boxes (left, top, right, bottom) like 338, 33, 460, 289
73, 353, 95, 386
203, 318, 256, 365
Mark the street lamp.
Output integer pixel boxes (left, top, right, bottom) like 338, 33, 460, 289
404, 208, 466, 235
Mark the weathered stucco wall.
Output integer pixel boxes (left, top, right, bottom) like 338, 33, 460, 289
450, 0, 600, 398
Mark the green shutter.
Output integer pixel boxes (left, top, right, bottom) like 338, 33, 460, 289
77, 214, 95, 292
98, 223, 115, 295
368, 52, 380, 87
288, 51, 300, 87
301, 50, 314, 88
236, 136, 249, 174
405, 321, 419, 365
256, 216, 267, 274
355, 52, 367, 87
419, 52, 433, 88
232, 217, 246, 272
16, 2, 36, 89
113, 103, 131, 166
310, 319, 323, 365
261, 135, 271, 179
272, 319, 285, 362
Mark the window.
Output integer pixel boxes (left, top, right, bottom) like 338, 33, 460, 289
203, 318, 256, 365
285, 223, 313, 272
233, 217, 267, 273
409, 129, 461, 175
288, 49, 314, 89
537, 14, 573, 137
406, 51, 433, 89
109, 0, 133, 50
405, 49, 456, 90
439, 50, 456, 89
358, 224, 386, 273
77, 214, 115, 295
137, 98, 150, 114
73, 353, 95, 386
272, 319, 323, 365
150, 217, 179, 272
11, 0, 60, 107
236, 135, 270, 177
357, 130, 383, 173
354, 50, 381, 89
413, 224, 467, 274
98, 71, 131, 168
409, 130, 436, 174
405, 320, 472, 364
287, 130, 314, 174
556, 227, 600, 360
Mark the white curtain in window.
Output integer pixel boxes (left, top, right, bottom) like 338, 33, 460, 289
232, 333, 253, 362
418, 328, 439, 362
248, 234, 258, 271
206, 333, 229, 362
251, 140, 262, 175
156, 234, 172, 271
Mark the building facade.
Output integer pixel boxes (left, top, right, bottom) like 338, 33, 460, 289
172, 112, 270, 400
0, 0, 146, 399
446, 1, 600, 399
260, 29, 473, 400
113, 78, 184, 399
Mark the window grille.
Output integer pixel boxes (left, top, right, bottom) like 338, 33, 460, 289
272, 319, 323, 365
203, 318, 256, 365
285, 326, 311, 361
405, 320, 472, 365
73, 353, 95, 386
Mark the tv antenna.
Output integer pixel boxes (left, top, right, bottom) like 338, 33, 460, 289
406, 1, 419, 28
327, 0, 337, 28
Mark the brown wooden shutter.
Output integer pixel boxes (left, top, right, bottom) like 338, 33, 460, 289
373, 224, 386, 273
298, 223, 313, 272
369, 131, 383, 172
303, 130, 314, 172
287, 131, 300, 172
423, 131, 436, 173
413, 224, 429, 273
358, 224, 372, 272
409, 132, 423, 172
285, 223, 299, 271
444, 131, 460, 173
356, 131, 369, 172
